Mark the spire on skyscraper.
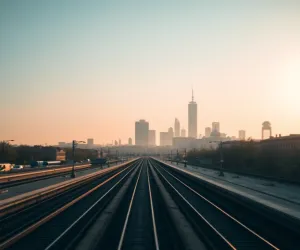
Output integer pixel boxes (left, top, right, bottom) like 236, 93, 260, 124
192, 88, 194, 102
188, 88, 197, 138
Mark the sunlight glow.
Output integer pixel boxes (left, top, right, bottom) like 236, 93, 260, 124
279, 59, 300, 113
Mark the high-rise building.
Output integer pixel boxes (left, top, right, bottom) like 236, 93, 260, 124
239, 130, 246, 140
148, 130, 156, 146
160, 132, 168, 146
128, 138, 133, 145
181, 128, 186, 137
168, 127, 174, 140
135, 119, 149, 146
87, 138, 94, 147
173, 137, 196, 149
119, 139, 121, 145
114, 140, 118, 146
58, 142, 66, 147
159, 127, 174, 146
188, 90, 197, 138
212, 122, 220, 133
205, 127, 211, 137
220, 133, 227, 138
160, 132, 172, 146
174, 118, 180, 137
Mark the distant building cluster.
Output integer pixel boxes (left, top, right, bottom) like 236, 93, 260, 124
58, 138, 96, 149
223, 134, 300, 151
205, 127, 211, 137
55, 96, 292, 153
54, 118, 298, 155
148, 130, 156, 146
135, 119, 149, 146
87, 138, 94, 147
239, 130, 246, 140
174, 118, 180, 137
181, 128, 186, 137
131, 90, 251, 150
160, 128, 174, 146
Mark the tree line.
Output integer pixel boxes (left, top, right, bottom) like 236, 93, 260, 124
0, 142, 99, 164
185, 142, 300, 182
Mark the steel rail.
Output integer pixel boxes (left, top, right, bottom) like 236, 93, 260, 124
151, 161, 237, 249
152, 160, 279, 250
155, 161, 279, 249
0, 161, 137, 250
44, 160, 142, 250
117, 160, 144, 250
146, 160, 160, 250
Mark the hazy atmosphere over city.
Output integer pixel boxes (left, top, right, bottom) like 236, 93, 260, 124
2, 2, 300, 250
1, 0, 300, 145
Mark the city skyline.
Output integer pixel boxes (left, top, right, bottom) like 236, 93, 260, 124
1, 1, 300, 145
1, 88, 297, 146
2, 90, 299, 146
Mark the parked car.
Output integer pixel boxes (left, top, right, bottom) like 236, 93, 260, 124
12, 165, 24, 170
90, 158, 107, 166
30, 161, 61, 167
0, 163, 13, 172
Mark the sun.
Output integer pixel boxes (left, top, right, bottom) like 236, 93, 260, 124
278, 59, 300, 113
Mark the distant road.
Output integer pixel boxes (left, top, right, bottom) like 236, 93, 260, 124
0, 160, 122, 189
0, 163, 117, 200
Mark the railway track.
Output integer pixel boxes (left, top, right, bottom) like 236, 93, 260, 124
150, 160, 278, 249
99, 159, 160, 250
150, 159, 300, 250
0, 159, 141, 250
1, 157, 299, 250
91, 158, 185, 250
0, 163, 113, 189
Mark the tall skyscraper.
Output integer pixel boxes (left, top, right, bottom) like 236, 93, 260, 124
168, 127, 174, 146
118, 139, 121, 145
174, 118, 180, 137
212, 122, 220, 132
148, 130, 156, 146
128, 138, 133, 145
135, 119, 149, 146
239, 130, 246, 140
181, 128, 186, 137
205, 127, 212, 137
188, 90, 197, 138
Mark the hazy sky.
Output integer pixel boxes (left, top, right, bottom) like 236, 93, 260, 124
1, 1, 300, 145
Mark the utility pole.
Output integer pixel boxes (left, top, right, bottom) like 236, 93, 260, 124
71, 140, 85, 178
184, 148, 187, 168
106, 147, 110, 167
71, 140, 76, 178
209, 141, 225, 176
219, 141, 224, 176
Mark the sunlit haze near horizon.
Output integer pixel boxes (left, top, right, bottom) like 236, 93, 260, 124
1, 1, 300, 145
